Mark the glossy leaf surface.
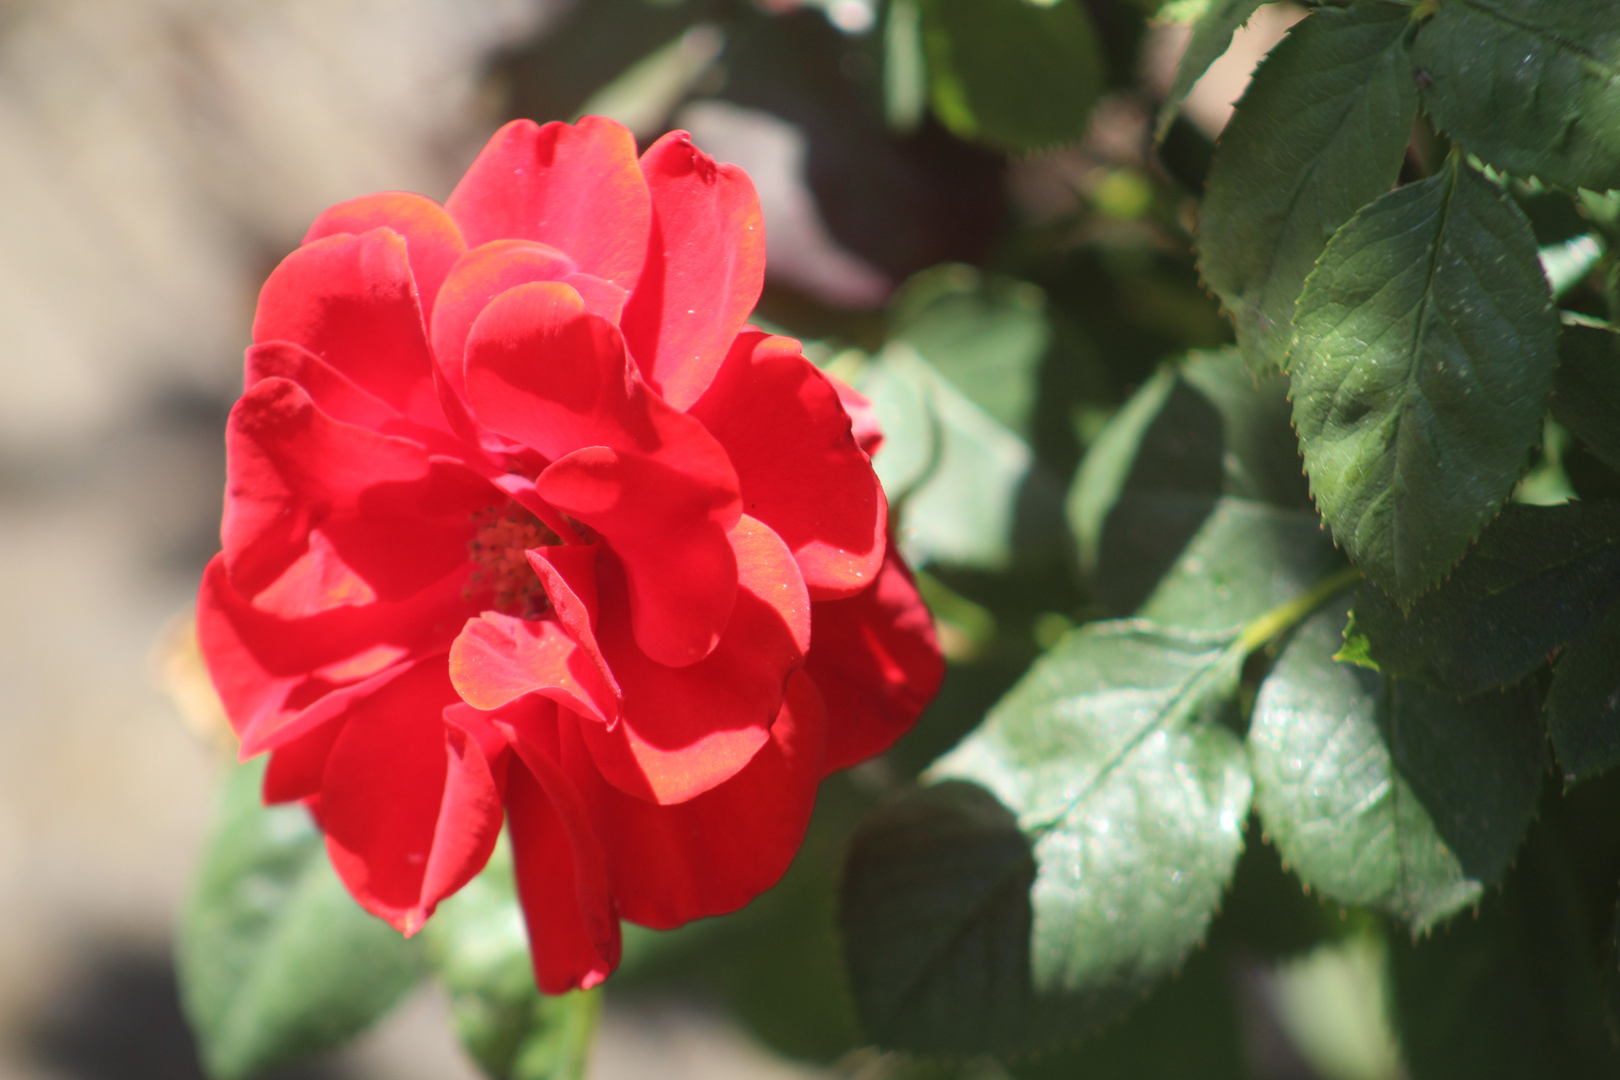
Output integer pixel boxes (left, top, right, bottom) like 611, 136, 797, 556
1288, 161, 1559, 600
1199, 3, 1417, 374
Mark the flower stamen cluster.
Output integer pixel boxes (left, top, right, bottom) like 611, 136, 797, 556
466, 504, 559, 619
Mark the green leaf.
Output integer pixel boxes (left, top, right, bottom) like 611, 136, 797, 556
1068, 366, 1184, 582
910, 622, 1250, 1053
1553, 322, 1620, 472
1411, 0, 1620, 194
1249, 596, 1545, 931
889, 265, 1051, 437
861, 342, 1041, 571
1155, 0, 1267, 139
1137, 497, 1342, 632
176, 758, 425, 1080
1288, 158, 1560, 601
1389, 818, 1620, 1079
1068, 349, 1310, 612
1006, 943, 1249, 1080
1198, 3, 1418, 375
839, 781, 1038, 1056
918, 0, 1104, 151
1547, 597, 1620, 784
426, 836, 599, 1080
1351, 502, 1620, 695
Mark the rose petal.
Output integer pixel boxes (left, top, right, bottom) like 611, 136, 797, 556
262, 718, 345, 804
528, 544, 620, 707
827, 370, 884, 456
806, 549, 944, 774
430, 240, 577, 409
221, 378, 490, 601
501, 702, 621, 993
445, 117, 651, 291
196, 556, 468, 748
246, 341, 398, 430
303, 192, 467, 315
462, 282, 740, 483
448, 611, 617, 723
622, 131, 766, 410
538, 447, 738, 668
689, 331, 887, 599
253, 229, 444, 428
560, 670, 826, 929
576, 515, 809, 804
319, 662, 503, 934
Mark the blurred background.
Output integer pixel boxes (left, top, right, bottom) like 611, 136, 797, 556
0, 1, 1386, 1077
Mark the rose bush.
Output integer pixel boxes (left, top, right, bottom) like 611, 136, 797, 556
197, 116, 943, 993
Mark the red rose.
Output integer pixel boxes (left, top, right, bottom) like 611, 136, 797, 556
197, 117, 943, 992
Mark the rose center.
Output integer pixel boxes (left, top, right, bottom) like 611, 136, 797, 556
467, 503, 560, 619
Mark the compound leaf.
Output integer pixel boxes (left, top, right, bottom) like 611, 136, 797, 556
1352, 501, 1620, 695
1199, 3, 1418, 374
1412, 0, 1620, 193
1288, 159, 1560, 601
1250, 596, 1544, 931
177, 758, 425, 1080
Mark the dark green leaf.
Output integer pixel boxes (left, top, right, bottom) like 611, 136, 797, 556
1250, 596, 1544, 930
918, 0, 1104, 151
1385, 680, 1545, 887
1198, 3, 1418, 374
426, 837, 598, 1080
1352, 502, 1620, 694
1548, 598, 1620, 784
889, 265, 1051, 437
1006, 944, 1248, 1080
1156, 0, 1267, 139
1390, 817, 1620, 1079
1553, 323, 1620, 472
1179, 355, 1315, 508
904, 622, 1250, 1052
1068, 349, 1308, 612
1288, 159, 1560, 601
1411, 0, 1620, 193
1137, 497, 1342, 632
839, 781, 1037, 1055
176, 759, 424, 1080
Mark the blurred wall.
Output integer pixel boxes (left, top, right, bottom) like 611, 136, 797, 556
0, 3, 548, 1077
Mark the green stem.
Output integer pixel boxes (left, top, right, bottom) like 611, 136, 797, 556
1235, 565, 1363, 654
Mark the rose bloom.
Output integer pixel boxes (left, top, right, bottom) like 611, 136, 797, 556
197, 116, 943, 992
